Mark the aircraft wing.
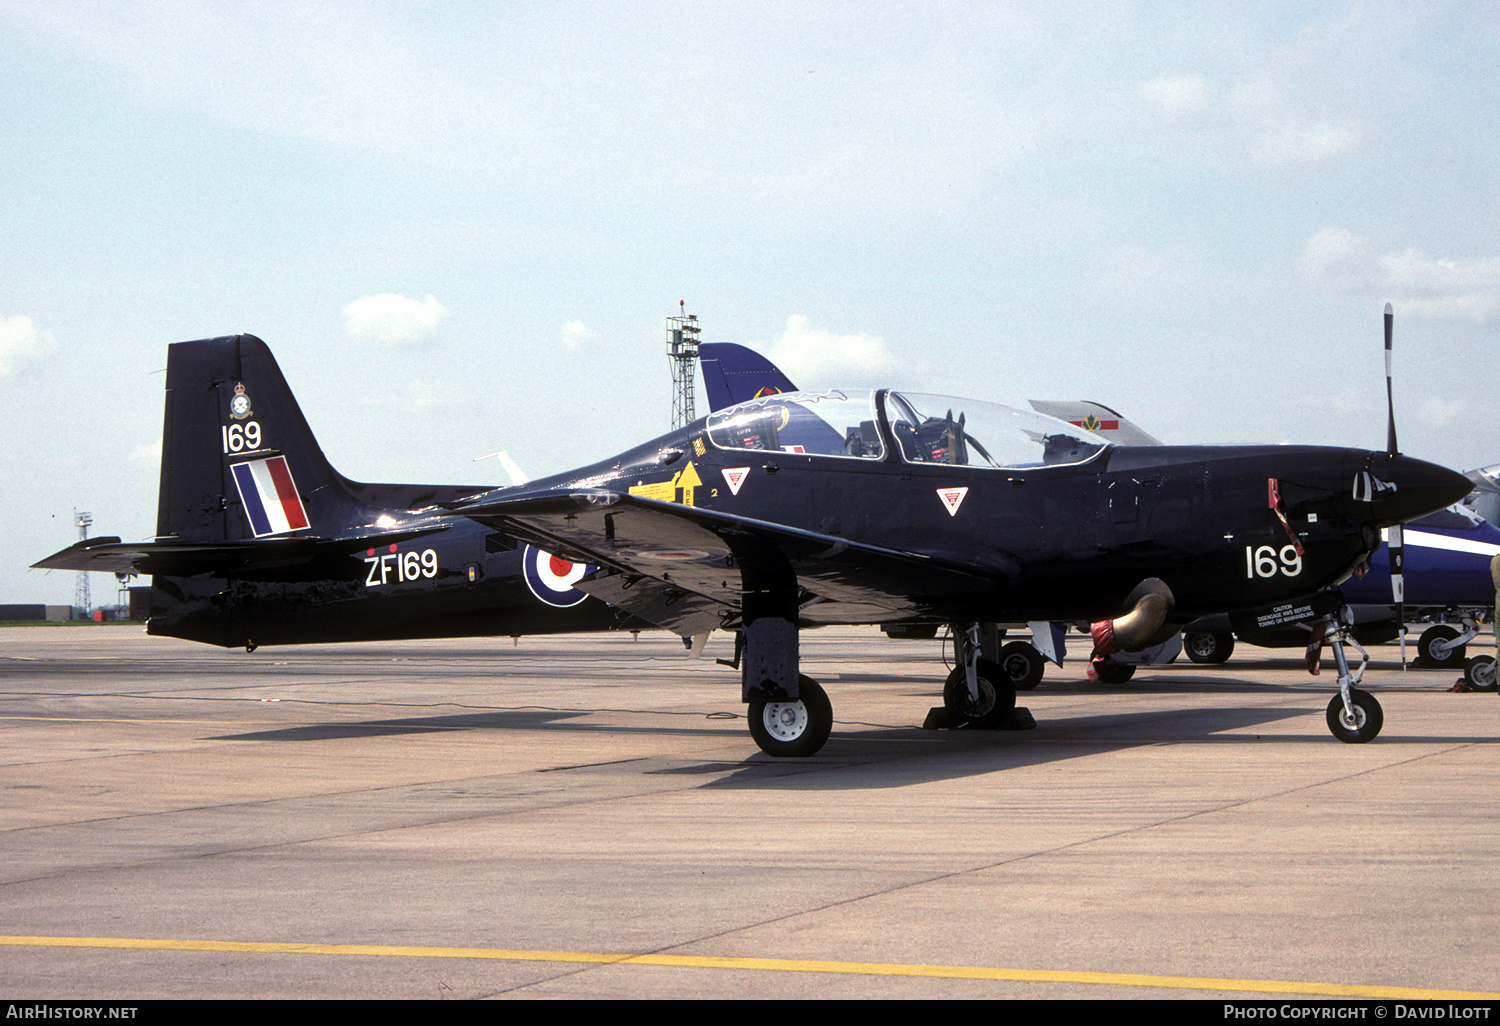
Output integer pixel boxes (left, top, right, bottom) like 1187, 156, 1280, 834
451, 489, 1005, 635
33, 525, 451, 578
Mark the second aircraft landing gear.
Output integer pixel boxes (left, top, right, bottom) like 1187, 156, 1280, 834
1463, 654, 1497, 692
998, 640, 1046, 690
1416, 621, 1476, 670
1183, 631, 1234, 664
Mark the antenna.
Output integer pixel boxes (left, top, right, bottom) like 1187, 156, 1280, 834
666, 302, 701, 428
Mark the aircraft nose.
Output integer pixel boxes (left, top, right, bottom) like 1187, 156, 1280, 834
1356, 452, 1473, 526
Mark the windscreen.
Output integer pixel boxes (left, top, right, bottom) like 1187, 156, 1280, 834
886, 391, 1108, 469
707, 391, 884, 460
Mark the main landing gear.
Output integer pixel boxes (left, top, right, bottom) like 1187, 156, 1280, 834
942, 659, 1015, 727
1311, 609, 1384, 744
747, 675, 833, 757
734, 619, 1026, 757
733, 607, 836, 758
941, 624, 1020, 728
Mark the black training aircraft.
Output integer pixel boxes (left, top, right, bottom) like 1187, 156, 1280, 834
36, 332, 1469, 757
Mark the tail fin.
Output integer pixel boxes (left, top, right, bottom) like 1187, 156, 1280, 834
699, 342, 799, 411
157, 334, 480, 545
1026, 400, 1163, 447
157, 334, 343, 542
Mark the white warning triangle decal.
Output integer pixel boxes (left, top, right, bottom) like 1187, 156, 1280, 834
722, 467, 750, 496
937, 486, 969, 516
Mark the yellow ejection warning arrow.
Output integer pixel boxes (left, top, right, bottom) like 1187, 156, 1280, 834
629, 460, 703, 506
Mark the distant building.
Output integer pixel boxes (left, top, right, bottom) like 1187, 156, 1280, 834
0, 605, 73, 622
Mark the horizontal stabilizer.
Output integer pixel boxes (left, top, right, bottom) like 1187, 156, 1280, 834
33, 524, 451, 577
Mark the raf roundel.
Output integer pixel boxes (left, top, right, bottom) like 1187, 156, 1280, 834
522, 544, 595, 607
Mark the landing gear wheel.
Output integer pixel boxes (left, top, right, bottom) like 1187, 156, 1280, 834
1184, 631, 1234, 664
998, 641, 1045, 691
1417, 624, 1466, 669
1326, 689, 1383, 744
1090, 658, 1136, 684
943, 659, 1016, 728
748, 676, 832, 757
1464, 655, 1497, 692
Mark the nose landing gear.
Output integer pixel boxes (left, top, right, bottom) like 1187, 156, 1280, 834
1311, 608, 1384, 744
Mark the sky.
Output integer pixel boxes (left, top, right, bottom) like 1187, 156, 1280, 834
4, 1, 1498, 606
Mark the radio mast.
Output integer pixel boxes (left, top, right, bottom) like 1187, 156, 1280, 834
666, 302, 701, 429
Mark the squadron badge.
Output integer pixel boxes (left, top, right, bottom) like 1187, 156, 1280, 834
229, 383, 253, 420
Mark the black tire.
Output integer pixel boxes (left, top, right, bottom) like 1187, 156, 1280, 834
1417, 624, 1466, 669
1464, 655, 1497, 692
942, 659, 1016, 728
1091, 658, 1136, 684
1326, 689, 1383, 744
748, 676, 832, 757
1184, 631, 1234, 664
999, 641, 1045, 691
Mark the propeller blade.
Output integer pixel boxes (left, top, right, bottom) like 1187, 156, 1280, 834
1384, 304, 1405, 668
1390, 522, 1406, 669
1385, 302, 1398, 455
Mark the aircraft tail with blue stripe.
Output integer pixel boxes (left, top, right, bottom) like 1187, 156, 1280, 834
699, 342, 799, 411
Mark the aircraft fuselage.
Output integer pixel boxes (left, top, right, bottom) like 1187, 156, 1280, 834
490, 388, 1466, 630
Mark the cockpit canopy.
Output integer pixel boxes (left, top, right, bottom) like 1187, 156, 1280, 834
706, 390, 1109, 469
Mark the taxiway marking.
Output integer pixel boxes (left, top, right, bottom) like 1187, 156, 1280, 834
2, 935, 1496, 999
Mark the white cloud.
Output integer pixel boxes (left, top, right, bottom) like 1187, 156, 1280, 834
1229, 70, 1363, 168
1299, 226, 1369, 284
1411, 395, 1476, 433
1137, 74, 1212, 120
1300, 230, 1500, 324
0, 314, 56, 380
395, 378, 465, 415
1135, 67, 1363, 169
130, 440, 162, 466
762, 315, 894, 384
341, 293, 449, 345
558, 321, 597, 351
1248, 119, 1364, 168
1379, 248, 1500, 296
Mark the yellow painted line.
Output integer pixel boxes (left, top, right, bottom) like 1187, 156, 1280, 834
2, 935, 1496, 999
0, 715, 247, 726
